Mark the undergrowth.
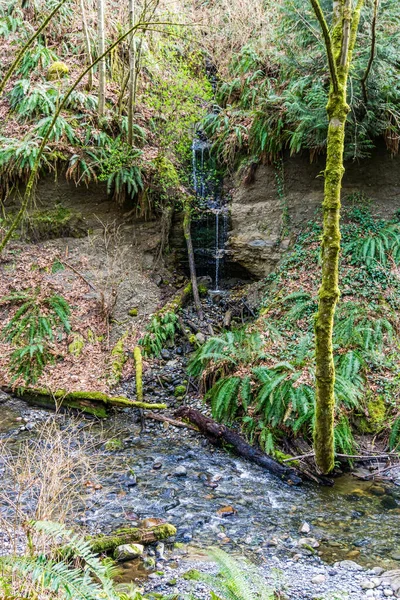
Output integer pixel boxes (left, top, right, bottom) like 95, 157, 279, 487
188, 207, 400, 459
1, 289, 71, 385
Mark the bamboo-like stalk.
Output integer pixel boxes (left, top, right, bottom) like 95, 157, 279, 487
97, 0, 106, 116
80, 0, 93, 90
127, 0, 136, 145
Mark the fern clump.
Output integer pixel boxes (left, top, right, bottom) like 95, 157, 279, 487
139, 311, 180, 357
1, 290, 71, 385
189, 209, 400, 461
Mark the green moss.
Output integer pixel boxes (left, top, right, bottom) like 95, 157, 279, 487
89, 524, 176, 554
274, 450, 299, 466
86, 328, 95, 343
129, 308, 138, 317
46, 61, 69, 80
24, 206, 84, 241
154, 524, 176, 539
174, 385, 186, 397
110, 335, 127, 383
68, 332, 85, 357
182, 569, 201, 581
198, 284, 208, 297
105, 438, 123, 451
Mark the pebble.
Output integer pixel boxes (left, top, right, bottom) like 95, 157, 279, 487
174, 466, 187, 477
311, 574, 326, 584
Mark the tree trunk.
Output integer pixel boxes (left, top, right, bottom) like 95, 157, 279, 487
127, 0, 136, 145
311, 0, 364, 474
183, 204, 204, 319
97, 0, 106, 116
80, 0, 93, 90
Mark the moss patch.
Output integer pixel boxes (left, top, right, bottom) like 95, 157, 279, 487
68, 332, 85, 357
24, 206, 85, 242
46, 61, 69, 80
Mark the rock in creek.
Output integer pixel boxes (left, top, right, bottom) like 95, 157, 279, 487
114, 543, 144, 561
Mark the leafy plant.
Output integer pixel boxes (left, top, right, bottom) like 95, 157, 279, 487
0, 520, 120, 600
139, 311, 180, 357
200, 549, 275, 600
98, 141, 143, 206
10, 81, 58, 119
1, 290, 71, 385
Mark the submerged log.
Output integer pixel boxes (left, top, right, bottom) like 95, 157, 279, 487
2, 387, 167, 418
175, 407, 302, 485
89, 523, 177, 554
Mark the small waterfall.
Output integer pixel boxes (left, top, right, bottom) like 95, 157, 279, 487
191, 136, 228, 291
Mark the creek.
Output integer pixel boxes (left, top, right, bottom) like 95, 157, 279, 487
1, 378, 400, 572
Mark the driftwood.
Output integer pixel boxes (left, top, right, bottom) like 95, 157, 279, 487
89, 523, 176, 554
2, 387, 167, 418
175, 407, 302, 485
145, 410, 198, 431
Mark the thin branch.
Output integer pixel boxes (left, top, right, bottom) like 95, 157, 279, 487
340, 0, 352, 67
0, 0, 70, 97
309, 0, 339, 93
360, 0, 379, 103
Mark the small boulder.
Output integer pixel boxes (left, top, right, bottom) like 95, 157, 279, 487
114, 543, 144, 562
174, 465, 187, 477
299, 522, 310, 534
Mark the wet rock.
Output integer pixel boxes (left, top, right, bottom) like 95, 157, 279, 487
369, 484, 386, 496
161, 349, 171, 360
361, 579, 377, 590
114, 543, 144, 561
174, 466, 187, 477
217, 506, 237, 517
298, 537, 320, 549
311, 574, 326, 584
299, 522, 311, 534
381, 496, 398, 510
120, 473, 137, 487
156, 542, 165, 560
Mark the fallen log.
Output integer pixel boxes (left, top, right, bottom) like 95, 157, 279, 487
89, 523, 176, 554
2, 387, 167, 418
175, 407, 302, 485
145, 410, 198, 431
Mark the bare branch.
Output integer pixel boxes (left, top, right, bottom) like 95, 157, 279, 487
309, 0, 339, 93
361, 0, 379, 103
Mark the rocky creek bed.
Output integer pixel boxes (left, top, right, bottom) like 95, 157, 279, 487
1, 298, 400, 599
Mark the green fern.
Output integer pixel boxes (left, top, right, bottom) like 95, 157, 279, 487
2, 291, 71, 385
389, 415, 400, 451
139, 311, 180, 357
0, 520, 120, 600
200, 549, 274, 600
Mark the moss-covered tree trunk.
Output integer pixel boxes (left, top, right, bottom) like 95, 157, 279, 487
311, 0, 364, 473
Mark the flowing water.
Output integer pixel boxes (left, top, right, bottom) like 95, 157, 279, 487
191, 137, 229, 291
1, 395, 400, 570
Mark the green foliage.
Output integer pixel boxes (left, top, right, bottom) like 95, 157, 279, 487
98, 141, 143, 206
16, 43, 59, 78
189, 210, 400, 460
204, 1, 400, 167
139, 311, 180, 357
0, 520, 120, 600
32, 115, 77, 143
10, 80, 58, 119
1, 290, 71, 385
200, 549, 274, 600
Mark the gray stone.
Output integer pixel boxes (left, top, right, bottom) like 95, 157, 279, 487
298, 537, 319, 549
174, 465, 187, 477
311, 574, 326, 584
299, 522, 311, 534
114, 543, 144, 561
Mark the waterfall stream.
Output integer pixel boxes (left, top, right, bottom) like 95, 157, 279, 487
191, 137, 228, 291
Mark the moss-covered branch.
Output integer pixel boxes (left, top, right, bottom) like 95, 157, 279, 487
2, 387, 166, 417
89, 524, 176, 554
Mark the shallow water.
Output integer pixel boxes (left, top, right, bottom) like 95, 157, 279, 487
1, 398, 399, 570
